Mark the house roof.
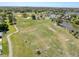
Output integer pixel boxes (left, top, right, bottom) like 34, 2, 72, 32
0, 32, 3, 36
0, 45, 2, 50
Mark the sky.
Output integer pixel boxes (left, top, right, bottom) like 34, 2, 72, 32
0, 2, 79, 7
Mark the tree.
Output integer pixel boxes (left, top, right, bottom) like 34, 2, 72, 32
2, 14, 7, 23
0, 23, 9, 32
75, 20, 79, 25
8, 11, 16, 25
56, 19, 63, 25
12, 17, 17, 24
32, 14, 36, 20
8, 14, 13, 25
22, 13, 28, 18
71, 14, 77, 18
36, 50, 41, 55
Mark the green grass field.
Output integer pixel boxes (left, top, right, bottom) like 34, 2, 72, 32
2, 33, 9, 56
8, 16, 79, 57
2, 18, 16, 56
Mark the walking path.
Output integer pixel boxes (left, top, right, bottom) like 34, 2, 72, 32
7, 25, 19, 57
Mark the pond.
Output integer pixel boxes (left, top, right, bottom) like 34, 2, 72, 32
60, 21, 79, 31
59, 21, 74, 31
65, 12, 79, 15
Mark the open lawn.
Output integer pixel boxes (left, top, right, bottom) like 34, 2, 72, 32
9, 16, 79, 57
2, 33, 9, 56
2, 18, 16, 56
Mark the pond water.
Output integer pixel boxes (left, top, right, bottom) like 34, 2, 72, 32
60, 21, 79, 34
59, 12, 79, 32
60, 22, 74, 31
65, 12, 79, 15
50, 12, 79, 33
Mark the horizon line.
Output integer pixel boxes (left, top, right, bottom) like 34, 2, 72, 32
0, 6, 79, 8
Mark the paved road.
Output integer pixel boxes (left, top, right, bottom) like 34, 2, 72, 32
7, 25, 19, 57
